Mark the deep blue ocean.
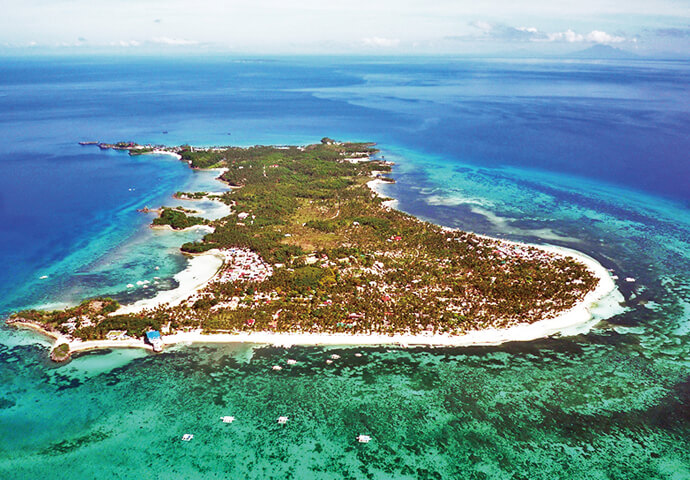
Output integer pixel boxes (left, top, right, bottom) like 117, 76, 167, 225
0, 56, 688, 479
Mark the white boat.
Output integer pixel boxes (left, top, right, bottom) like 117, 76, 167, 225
220, 416, 235, 423
330, 354, 341, 359
181, 434, 194, 441
357, 435, 371, 443
277, 416, 289, 424
286, 359, 297, 365
272, 365, 282, 371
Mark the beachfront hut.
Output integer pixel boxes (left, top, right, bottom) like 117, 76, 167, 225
145, 330, 163, 352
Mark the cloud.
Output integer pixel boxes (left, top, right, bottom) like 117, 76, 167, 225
361, 37, 400, 48
546, 29, 584, 42
459, 22, 537, 42
543, 29, 625, 43
470, 20, 493, 33
457, 22, 626, 44
151, 37, 199, 46
585, 30, 625, 43
111, 40, 141, 47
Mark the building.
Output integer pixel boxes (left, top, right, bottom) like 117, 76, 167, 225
145, 330, 163, 352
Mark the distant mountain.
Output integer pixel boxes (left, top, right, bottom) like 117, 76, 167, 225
566, 44, 641, 60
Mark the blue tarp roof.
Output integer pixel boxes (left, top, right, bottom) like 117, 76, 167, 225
146, 331, 161, 340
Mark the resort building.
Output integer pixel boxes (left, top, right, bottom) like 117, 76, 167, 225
145, 330, 163, 352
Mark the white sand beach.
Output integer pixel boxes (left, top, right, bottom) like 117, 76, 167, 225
153, 246, 622, 348
114, 249, 225, 315
150, 224, 215, 233
146, 150, 183, 160
41, 234, 621, 355
367, 178, 399, 209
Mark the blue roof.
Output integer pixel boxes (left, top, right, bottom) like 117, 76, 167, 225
146, 331, 161, 340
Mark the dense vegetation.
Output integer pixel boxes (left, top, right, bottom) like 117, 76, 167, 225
174, 191, 208, 200
50, 343, 70, 362
10, 140, 598, 342
180, 148, 225, 169
152, 208, 208, 230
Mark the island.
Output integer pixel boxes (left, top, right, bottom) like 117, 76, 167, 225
7, 138, 616, 360
151, 207, 209, 230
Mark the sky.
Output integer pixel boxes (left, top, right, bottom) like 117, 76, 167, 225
0, 0, 688, 57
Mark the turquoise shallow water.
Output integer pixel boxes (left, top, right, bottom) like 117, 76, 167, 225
1, 340, 688, 479
0, 57, 688, 478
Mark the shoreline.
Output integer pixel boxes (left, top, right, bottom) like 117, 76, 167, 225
144, 149, 183, 161
118, 165, 234, 314
113, 237, 622, 349
114, 249, 226, 315
12, 145, 624, 358
15, 241, 619, 355
150, 223, 215, 233
122, 165, 233, 313
367, 178, 399, 210
366, 167, 623, 340
28, 220, 621, 356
